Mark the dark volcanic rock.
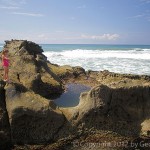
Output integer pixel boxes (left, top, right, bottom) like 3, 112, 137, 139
0, 80, 11, 150
72, 66, 86, 78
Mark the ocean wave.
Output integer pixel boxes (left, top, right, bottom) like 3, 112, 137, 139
133, 48, 144, 51
132, 48, 150, 52
43, 49, 150, 75
43, 49, 150, 60
142, 48, 150, 51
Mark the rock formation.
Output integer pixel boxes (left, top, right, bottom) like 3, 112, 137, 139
0, 40, 81, 146
3, 39, 64, 98
65, 85, 150, 135
0, 40, 150, 149
0, 81, 11, 150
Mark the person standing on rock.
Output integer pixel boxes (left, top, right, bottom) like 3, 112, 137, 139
1, 49, 9, 81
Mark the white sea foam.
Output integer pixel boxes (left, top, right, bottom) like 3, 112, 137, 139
43, 49, 150, 75
44, 49, 150, 60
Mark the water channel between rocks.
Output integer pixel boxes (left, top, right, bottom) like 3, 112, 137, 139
53, 83, 91, 107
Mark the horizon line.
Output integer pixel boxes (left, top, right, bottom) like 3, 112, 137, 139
0, 42, 150, 46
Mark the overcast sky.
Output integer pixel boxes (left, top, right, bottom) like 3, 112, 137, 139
0, 0, 150, 44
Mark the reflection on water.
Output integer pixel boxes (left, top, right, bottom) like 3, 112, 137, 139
53, 83, 91, 107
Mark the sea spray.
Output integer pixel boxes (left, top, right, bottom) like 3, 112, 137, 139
42, 44, 150, 75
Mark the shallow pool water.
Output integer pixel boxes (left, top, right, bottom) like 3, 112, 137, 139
53, 83, 91, 107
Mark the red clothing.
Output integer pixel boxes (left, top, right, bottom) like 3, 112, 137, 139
2, 56, 9, 67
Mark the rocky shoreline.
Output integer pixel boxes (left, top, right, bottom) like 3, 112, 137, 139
0, 40, 150, 150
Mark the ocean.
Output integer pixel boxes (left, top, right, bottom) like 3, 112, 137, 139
1, 43, 150, 75
41, 44, 150, 75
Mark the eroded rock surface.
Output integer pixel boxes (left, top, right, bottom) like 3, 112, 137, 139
60, 84, 150, 137
0, 40, 150, 149
3, 39, 63, 98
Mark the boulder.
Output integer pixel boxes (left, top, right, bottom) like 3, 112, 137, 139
141, 119, 150, 137
5, 83, 72, 144
72, 66, 86, 78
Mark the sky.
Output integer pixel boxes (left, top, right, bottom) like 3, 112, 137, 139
0, 0, 150, 44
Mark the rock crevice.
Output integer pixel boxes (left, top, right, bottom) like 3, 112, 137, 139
0, 81, 12, 150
